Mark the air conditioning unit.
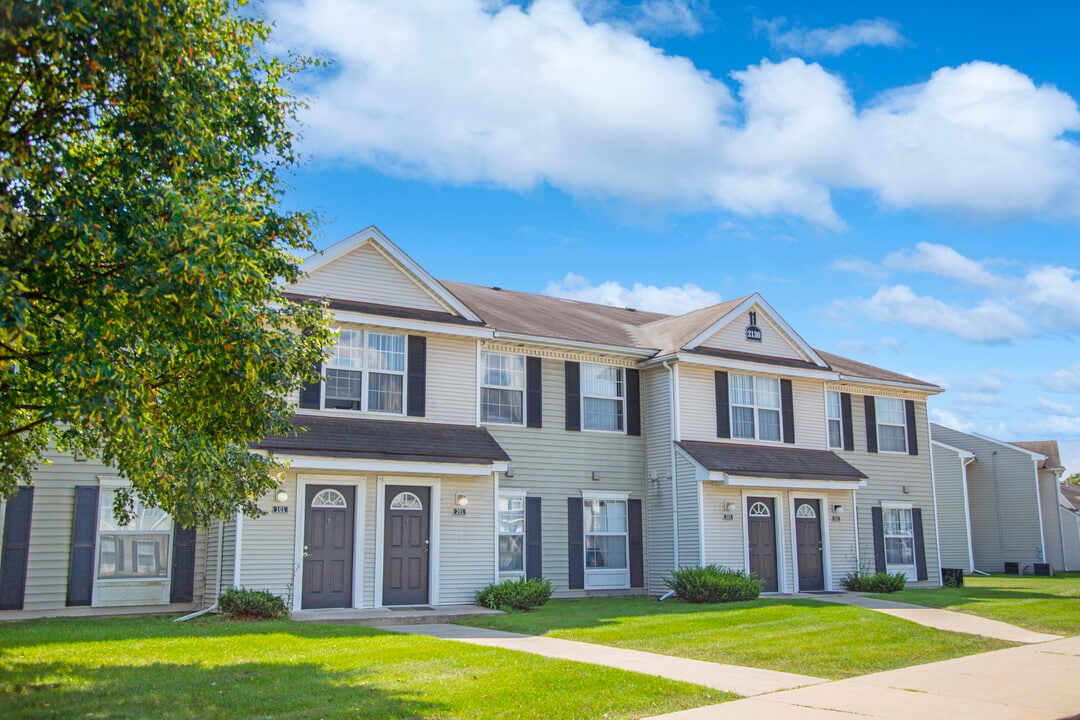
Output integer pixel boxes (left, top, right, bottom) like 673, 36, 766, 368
1033, 563, 1054, 576
1003, 561, 1020, 575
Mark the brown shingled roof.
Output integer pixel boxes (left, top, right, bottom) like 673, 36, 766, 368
816, 348, 937, 388
1011, 440, 1063, 470
677, 441, 867, 481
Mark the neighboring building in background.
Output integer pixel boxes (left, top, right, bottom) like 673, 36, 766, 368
1, 227, 947, 618
931, 426, 1073, 573
1058, 483, 1080, 571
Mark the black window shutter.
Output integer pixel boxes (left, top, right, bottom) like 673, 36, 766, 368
864, 395, 878, 453
840, 392, 855, 451
526, 357, 543, 428
407, 335, 427, 417
565, 361, 581, 431
567, 497, 584, 589
780, 379, 795, 444
626, 368, 641, 436
0, 487, 34, 610
871, 506, 886, 573
912, 508, 928, 581
298, 361, 322, 409
628, 499, 644, 588
170, 525, 197, 603
67, 486, 99, 606
715, 371, 730, 438
525, 497, 542, 580
905, 399, 918, 455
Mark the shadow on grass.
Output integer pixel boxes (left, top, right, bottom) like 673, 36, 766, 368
1, 657, 443, 719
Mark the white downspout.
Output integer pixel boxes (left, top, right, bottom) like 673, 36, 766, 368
961, 455, 976, 573
927, 412, 944, 586
663, 361, 679, 570
175, 519, 225, 622
1032, 458, 1047, 564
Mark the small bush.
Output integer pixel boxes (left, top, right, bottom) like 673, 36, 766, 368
664, 565, 763, 603
218, 587, 288, 620
840, 570, 908, 593
476, 577, 553, 611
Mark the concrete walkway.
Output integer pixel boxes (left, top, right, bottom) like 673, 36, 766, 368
391, 623, 825, 697
799, 592, 1062, 643
648, 635, 1080, 719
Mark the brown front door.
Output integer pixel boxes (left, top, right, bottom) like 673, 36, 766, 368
795, 499, 825, 591
302, 485, 355, 609
747, 496, 778, 592
383, 485, 431, 606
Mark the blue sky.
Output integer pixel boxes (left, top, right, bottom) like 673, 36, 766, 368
267, 1, 1080, 475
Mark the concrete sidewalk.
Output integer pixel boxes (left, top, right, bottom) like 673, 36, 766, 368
648, 635, 1080, 719
800, 592, 1062, 643
390, 623, 825, 697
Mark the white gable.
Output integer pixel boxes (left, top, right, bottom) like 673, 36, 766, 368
687, 295, 826, 367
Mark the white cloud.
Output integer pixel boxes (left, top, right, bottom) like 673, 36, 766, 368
760, 17, 906, 56
543, 272, 721, 313
1037, 397, 1075, 414
1043, 363, 1080, 393
880, 336, 903, 353
883, 243, 1004, 290
599, 0, 706, 38
930, 408, 973, 432
271, 1, 1080, 226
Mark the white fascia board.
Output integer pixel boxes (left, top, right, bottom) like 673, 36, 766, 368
715, 475, 867, 490
492, 332, 657, 359
331, 309, 495, 339
670, 352, 840, 381
261, 452, 508, 476
970, 433, 1048, 461
834, 374, 944, 395
298, 226, 483, 323
683, 293, 829, 368
931, 440, 976, 460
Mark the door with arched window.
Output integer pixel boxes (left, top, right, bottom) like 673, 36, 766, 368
794, 499, 824, 591
302, 485, 355, 609
383, 485, 431, 606
747, 497, 778, 592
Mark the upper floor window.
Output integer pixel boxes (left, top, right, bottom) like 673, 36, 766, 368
582, 363, 624, 432
481, 351, 525, 424
324, 329, 405, 413
730, 373, 780, 441
875, 396, 907, 453
827, 390, 843, 449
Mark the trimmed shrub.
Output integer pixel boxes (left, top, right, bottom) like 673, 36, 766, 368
840, 570, 908, 593
219, 587, 288, 620
663, 565, 763, 603
476, 577, 553, 611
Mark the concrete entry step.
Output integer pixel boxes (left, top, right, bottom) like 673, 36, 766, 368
290, 605, 503, 627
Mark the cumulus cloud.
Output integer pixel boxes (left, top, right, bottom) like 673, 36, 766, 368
543, 272, 721, 313
1044, 363, 1080, 393
759, 17, 906, 56
883, 243, 1003, 290
271, 1, 1080, 226
930, 408, 973, 432
578, 0, 707, 38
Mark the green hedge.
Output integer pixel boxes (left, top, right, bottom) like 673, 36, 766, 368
218, 587, 288, 620
476, 577, 553, 611
840, 570, 908, 593
664, 565, 763, 603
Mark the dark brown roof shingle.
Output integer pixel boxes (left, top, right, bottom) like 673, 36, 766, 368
677, 440, 868, 481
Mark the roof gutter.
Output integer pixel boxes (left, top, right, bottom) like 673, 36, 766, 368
834, 374, 944, 395
492, 332, 658, 359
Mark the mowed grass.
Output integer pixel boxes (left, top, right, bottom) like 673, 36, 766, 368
0, 616, 728, 719
459, 597, 1010, 679
872, 573, 1080, 636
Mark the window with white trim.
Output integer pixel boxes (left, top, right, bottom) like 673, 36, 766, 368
97, 489, 173, 580
498, 494, 525, 573
827, 390, 843, 449
481, 352, 525, 425
582, 364, 624, 432
584, 499, 628, 571
730, 374, 781, 441
324, 329, 405, 413
883, 506, 916, 579
875, 397, 907, 453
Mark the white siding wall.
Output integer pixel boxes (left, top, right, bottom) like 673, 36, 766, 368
236, 477, 301, 605
437, 475, 496, 604
675, 455, 702, 567
289, 242, 448, 312
697, 305, 809, 362
1039, 471, 1065, 571
933, 445, 974, 571
1062, 507, 1080, 572
643, 367, 675, 594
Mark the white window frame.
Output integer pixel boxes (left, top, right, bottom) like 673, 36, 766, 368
497, 490, 527, 576
581, 363, 626, 433
95, 480, 173, 584
875, 396, 908, 453
881, 502, 917, 581
826, 390, 843, 449
730, 373, 782, 442
322, 328, 407, 415
480, 351, 526, 426
581, 492, 630, 590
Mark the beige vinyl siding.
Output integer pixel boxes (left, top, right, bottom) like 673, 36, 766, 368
675, 455, 701, 567
643, 367, 675, 594
437, 475, 496, 604
697, 304, 810, 362
845, 397, 941, 586
236, 478, 301, 605
930, 425, 1044, 572
932, 444, 974, 571
1062, 507, 1080, 572
701, 484, 746, 569
489, 355, 646, 596
818, 490, 858, 590
1038, 471, 1064, 571
289, 242, 449, 312
677, 366, 827, 450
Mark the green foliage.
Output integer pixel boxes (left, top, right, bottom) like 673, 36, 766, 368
1066, 472, 1080, 486
218, 587, 287, 620
663, 565, 763, 603
475, 577, 553, 611
0, 0, 333, 524
841, 570, 908, 593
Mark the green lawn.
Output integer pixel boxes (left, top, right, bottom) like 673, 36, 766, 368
870, 573, 1080, 636
0, 616, 727, 719
459, 597, 1010, 679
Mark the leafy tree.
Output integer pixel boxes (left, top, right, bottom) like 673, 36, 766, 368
1066, 472, 1080, 486
0, 0, 332, 526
